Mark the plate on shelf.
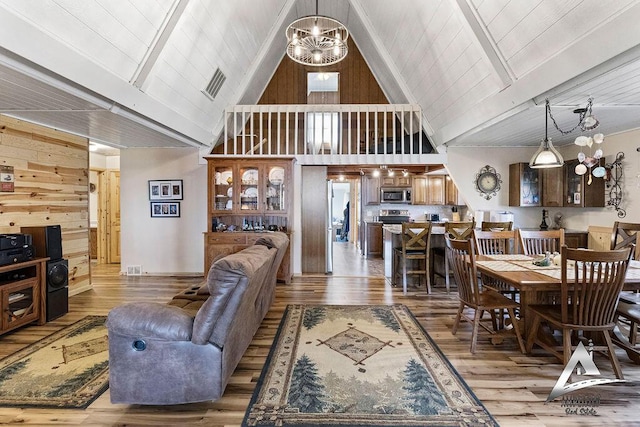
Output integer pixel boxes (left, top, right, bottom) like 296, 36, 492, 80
269, 167, 284, 184
242, 169, 258, 184
244, 187, 258, 198
219, 171, 232, 185
225, 200, 232, 210
227, 187, 233, 197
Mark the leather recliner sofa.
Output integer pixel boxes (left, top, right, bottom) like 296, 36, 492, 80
105, 232, 289, 405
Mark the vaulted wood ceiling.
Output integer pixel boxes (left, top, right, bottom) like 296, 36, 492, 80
2, 0, 640, 152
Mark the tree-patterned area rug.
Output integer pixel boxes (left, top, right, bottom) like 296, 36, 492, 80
243, 305, 498, 426
0, 316, 109, 409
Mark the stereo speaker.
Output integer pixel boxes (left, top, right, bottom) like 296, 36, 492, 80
20, 225, 63, 261
46, 258, 69, 321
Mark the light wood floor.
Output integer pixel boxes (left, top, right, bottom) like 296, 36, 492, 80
1, 263, 640, 426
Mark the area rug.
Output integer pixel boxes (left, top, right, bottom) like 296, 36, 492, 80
243, 304, 497, 426
0, 316, 109, 409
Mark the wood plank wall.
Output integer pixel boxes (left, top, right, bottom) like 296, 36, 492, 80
0, 115, 91, 295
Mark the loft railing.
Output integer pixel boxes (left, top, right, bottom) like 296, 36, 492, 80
213, 104, 442, 164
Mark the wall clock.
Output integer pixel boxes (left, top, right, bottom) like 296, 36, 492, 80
475, 165, 501, 200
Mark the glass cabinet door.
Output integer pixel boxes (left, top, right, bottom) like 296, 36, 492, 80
565, 160, 583, 206
520, 166, 540, 206
266, 165, 286, 211
212, 164, 234, 212
239, 166, 260, 212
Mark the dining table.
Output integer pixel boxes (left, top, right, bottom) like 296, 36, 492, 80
474, 253, 640, 362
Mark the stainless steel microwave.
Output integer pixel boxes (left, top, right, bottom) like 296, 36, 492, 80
380, 188, 411, 204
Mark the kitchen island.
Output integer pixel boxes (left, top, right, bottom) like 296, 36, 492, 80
383, 224, 446, 288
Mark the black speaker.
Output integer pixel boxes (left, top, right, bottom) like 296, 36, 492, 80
46, 258, 69, 321
20, 225, 63, 261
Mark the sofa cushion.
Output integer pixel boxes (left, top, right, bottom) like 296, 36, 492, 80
191, 245, 273, 345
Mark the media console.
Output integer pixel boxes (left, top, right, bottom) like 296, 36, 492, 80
0, 258, 48, 336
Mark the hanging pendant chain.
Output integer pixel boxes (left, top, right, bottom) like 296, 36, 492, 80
546, 98, 594, 135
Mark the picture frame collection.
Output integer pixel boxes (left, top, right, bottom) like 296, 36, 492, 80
149, 179, 182, 217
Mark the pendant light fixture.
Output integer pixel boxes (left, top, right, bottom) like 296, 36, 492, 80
529, 99, 564, 168
285, 0, 349, 66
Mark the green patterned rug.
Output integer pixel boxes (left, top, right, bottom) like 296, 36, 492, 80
0, 316, 109, 409
243, 305, 497, 427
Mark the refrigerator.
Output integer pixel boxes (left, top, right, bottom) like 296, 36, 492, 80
326, 180, 333, 273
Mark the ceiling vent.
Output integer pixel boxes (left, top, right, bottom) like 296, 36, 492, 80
203, 68, 226, 100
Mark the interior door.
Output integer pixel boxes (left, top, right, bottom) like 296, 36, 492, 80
301, 166, 327, 273
107, 170, 121, 263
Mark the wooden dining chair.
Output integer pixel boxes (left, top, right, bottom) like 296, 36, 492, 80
473, 229, 520, 327
518, 229, 565, 255
610, 221, 640, 259
432, 220, 475, 293
610, 222, 640, 354
526, 245, 632, 379
481, 221, 513, 231
445, 235, 525, 354
393, 222, 432, 295
473, 229, 518, 255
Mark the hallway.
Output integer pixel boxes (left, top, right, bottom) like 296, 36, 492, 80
331, 240, 384, 277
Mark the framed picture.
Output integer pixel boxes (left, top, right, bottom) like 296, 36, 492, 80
150, 202, 181, 217
149, 180, 183, 200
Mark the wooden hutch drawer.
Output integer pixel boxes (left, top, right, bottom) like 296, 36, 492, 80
206, 233, 247, 245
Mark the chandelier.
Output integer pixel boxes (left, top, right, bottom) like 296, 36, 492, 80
285, 0, 349, 66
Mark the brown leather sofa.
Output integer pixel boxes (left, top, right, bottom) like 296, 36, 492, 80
106, 232, 288, 405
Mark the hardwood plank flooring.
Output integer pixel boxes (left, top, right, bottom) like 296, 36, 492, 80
1, 262, 639, 426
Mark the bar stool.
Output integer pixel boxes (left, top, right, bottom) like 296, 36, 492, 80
481, 221, 513, 231
393, 222, 432, 294
432, 220, 475, 293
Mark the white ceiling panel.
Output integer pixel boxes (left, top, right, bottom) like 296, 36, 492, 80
0, 0, 171, 81
3, 0, 640, 154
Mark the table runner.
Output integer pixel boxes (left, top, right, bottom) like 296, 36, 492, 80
485, 254, 533, 261
476, 260, 529, 272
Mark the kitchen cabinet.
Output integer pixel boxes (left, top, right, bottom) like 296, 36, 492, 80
509, 161, 603, 208
509, 163, 541, 207
362, 176, 381, 205
380, 175, 411, 187
565, 231, 588, 249
541, 167, 564, 207
426, 176, 445, 205
1, 258, 47, 336
364, 222, 383, 258
411, 175, 428, 205
564, 159, 605, 207
413, 175, 459, 205
444, 176, 463, 205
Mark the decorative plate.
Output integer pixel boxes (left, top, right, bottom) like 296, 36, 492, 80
269, 167, 284, 184
227, 187, 233, 197
242, 169, 258, 184
244, 187, 258, 198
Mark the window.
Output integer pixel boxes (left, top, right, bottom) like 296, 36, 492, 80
307, 72, 340, 153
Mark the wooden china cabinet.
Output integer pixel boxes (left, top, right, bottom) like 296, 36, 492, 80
205, 158, 293, 283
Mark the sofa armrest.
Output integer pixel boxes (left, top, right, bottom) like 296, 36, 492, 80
107, 302, 194, 341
